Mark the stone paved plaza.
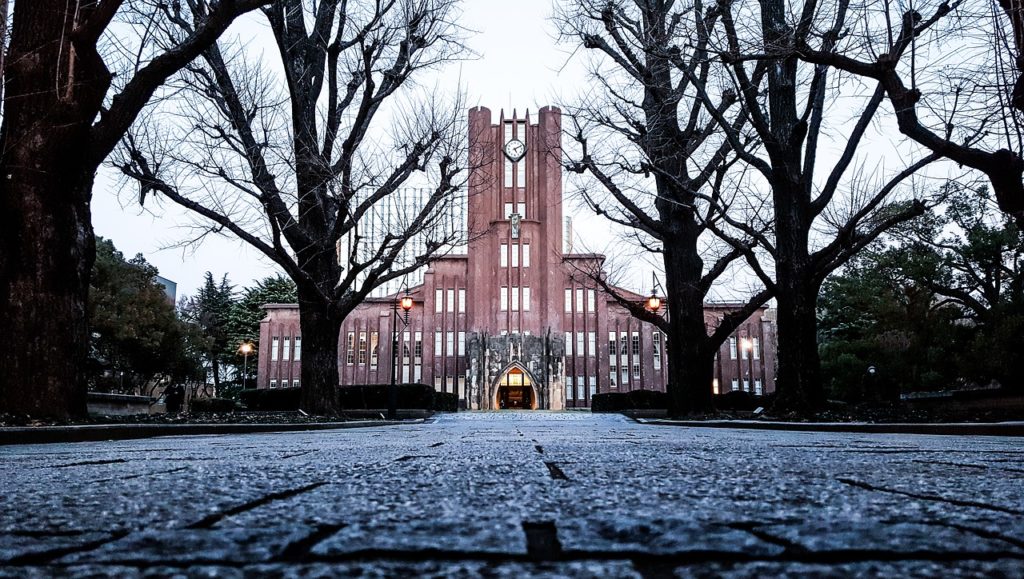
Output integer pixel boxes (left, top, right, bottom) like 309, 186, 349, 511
1, 412, 1022, 577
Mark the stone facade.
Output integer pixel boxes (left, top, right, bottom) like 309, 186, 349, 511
258, 106, 777, 408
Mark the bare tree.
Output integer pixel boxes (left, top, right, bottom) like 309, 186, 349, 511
681, 0, 944, 413
0, 0, 268, 419
794, 0, 1024, 222
117, 0, 468, 415
558, 0, 773, 415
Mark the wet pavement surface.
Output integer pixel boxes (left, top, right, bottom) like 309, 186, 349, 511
1, 411, 1022, 577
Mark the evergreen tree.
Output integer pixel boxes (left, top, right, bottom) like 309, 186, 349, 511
180, 273, 235, 395
224, 276, 297, 390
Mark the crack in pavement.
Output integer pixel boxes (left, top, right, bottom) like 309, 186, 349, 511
91, 466, 188, 484
274, 523, 346, 562
51, 459, 127, 469
544, 462, 569, 481
186, 482, 328, 529
535, 445, 544, 454
280, 450, 318, 460
727, 522, 808, 553
3, 531, 130, 565
837, 478, 1023, 515
923, 520, 1024, 551
428, 442, 445, 448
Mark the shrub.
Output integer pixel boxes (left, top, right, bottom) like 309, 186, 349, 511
433, 392, 458, 412
591, 392, 630, 412
337, 383, 435, 410
626, 389, 669, 409
239, 388, 301, 411
714, 390, 763, 412
189, 397, 237, 413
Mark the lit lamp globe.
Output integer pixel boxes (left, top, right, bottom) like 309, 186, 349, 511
238, 342, 253, 355
399, 295, 414, 311
645, 294, 662, 312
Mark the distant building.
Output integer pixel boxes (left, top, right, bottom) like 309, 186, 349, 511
259, 107, 776, 409
154, 275, 177, 306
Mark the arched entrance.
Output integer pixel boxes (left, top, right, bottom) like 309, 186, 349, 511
494, 365, 538, 410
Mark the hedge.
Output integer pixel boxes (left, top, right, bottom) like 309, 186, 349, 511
240, 388, 302, 411
433, 391, 459, 412
591, 390, 669, 412
337, 383, 435, 410
189, 397, 238, 413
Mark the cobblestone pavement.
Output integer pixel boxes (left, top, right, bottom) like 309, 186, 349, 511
1, 411, 1022, 577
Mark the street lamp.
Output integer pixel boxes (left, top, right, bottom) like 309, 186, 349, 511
238, 342, 254, 389
389, 290, 414, 420
643, 271, 664, 313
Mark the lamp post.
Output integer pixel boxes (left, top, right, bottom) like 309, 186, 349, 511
644, 271, 663, 313
238, 342, 254, 389
389, 291, 414, 420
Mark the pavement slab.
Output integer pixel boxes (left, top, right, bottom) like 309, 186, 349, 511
1, 411, 1022, 576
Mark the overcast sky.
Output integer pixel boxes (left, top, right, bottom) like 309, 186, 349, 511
93, 0, 601, 299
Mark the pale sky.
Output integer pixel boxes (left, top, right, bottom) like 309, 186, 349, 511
92, 0, 598, 299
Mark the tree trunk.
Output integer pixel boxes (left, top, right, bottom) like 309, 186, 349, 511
662, 230, 715, 415
297, 284, 342, 416
772, 270, 824, 414
0, 170, 95, 419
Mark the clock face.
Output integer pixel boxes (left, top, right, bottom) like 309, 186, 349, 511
503, 139, 526, 162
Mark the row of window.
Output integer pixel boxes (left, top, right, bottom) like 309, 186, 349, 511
503, 203, 527, 219
433, 374, 467, 397
565, 376, 598, 400
499, 243, 531, 268
499, 287, 532, 311
269, 379, 299, 389
270, 337, 301, 362
434, 288, 467, 313
712, 378, 764, 395
345, 332, 381, 366
565, 288, 597, 313
434, 331, 466, 357
727, 336, 762, 360
608, 363, 642, 386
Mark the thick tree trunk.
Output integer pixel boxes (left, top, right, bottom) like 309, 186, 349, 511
297, 284, 342, 416
662, 229, 715, 416
0, 170, 95, 419
0, 2, 106, 418
772, 268, 824, 414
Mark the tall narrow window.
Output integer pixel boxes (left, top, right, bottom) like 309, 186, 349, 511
588, 332, 596, 357
754, 379, 763, 395
511, 244, 519, 267
500, 287, 508, 311
753, 337, 761, 360
609, 332, 617, 361
435, 289, 443, 313
357, 332, 367, 365
346, 332, 355, 365
741, 337, 749, 360
458, 331, 466, 356
447, 376, 454, 393
576, 288, 584, 312
458, 289, 466, 313
294, 337, 302, 361
577, 375, 585, 401
632, 332, 640, 356
516, 120, 527, 187
522, 287, 531, 311
565, 289, 572, 313
729, 337, 738, 360
403, 331, 411, 360
576, 332, 585, 356
731, 379, 739, 392
522, 244, 530, 267
446, 331, 454, 356
610, 365, 617, 387
565, 332, 572, 356
566, 376, 574, 400
369, 333, 378, 367
511, 287, 520, 311
713, 378, 720, 394
282, 337, 291, 361
504, 120, 514, 187
500, 243, 508, 267
434, 377, 443, 392
587, 289, 596, 312
271, 337, 280, 361
517, 202, 526, 218
589, 376, 597, 398
458, 376, 466, 399
447, 289, 455, 313
653, 332, 662, 369
434, 330, 442, 355
414, 331, 423, 362
504, 203, 513, 218
620, 332, 628, 355
633, 363, 640, 379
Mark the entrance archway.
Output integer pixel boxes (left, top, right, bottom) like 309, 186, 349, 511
494, 365, 539, 410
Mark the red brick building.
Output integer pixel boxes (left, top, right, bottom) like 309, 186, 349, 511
258, 107, 776, 409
